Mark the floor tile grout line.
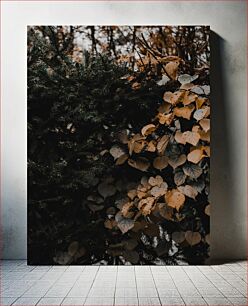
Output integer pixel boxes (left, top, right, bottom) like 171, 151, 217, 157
212, 268, 247, 297
134, 265, 139, 304
195, 266, 227, 299
162, 266, 185, 305
182, 265, 209, 302
83, 265, 100, 305
60, 265, 87, 304
149, 266, 162, 306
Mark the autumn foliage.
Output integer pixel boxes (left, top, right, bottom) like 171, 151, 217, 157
28, 26, 210, 265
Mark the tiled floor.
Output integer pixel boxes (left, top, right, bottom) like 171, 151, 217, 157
1, 260, 247, 306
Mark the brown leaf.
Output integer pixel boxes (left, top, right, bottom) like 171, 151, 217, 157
148, 175, 163, 187
128, 158, 150, 172
165, 60, 180, 80
121, 202, 134, 218
165, 189, 185, 211
104, 219, 117, 229
182, 91, 197, 106
124, 239, 138, 251
115, 154, 129, 165
157, 113, 174, 125
141, 124, 156, 136
199, 118, 210, 132
183, 131, 200, 146
158, 101, 171, 114
204, 146, 210, 157
157, 135, 170, 155
183, 163, 203, 179
199, 130, 210, 142
178, 185, 198, 200
132, 82, 141, 90
168, 154, 186, 169
68, 241, 79, 256
150, 182, 168, 198
185, 231, 201, 246
88, 203, 104, 212
98, 182, 116, 198
74, 247, 86, 260
153, 156, 168, 170
110, 145, 126, 160
87, 194, 104, 204
205, 204, 210, 216
195, 97, 207, 109
138, 197, 155, 216
123, 250, 139, 264
174, 105, 195, 120
158, 203, 174, 220
205, 234, 210, 245
187, 148, 205, 164
193, 107, 209, 121
172, 231, 185, 244
127, 189, 137, 200
115, 212, 135, 234
146, 140, 157, 152
163, 91, 184, 105
174, 170, 186, 186
175, 131, 186, 145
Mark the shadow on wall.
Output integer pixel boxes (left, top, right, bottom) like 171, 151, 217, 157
210, 31, 246, 264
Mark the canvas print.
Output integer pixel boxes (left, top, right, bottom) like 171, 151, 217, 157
28, 26, 210, 265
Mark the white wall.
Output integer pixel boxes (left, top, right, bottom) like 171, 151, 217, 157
2, 1, 247, 261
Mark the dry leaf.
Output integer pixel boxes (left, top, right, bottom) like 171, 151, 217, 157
150, 182, 168, 198
157, 112, 174, 125
87, 194, 104, 204
183, 131, 200, 146
132, 82, 141, 90
193, 107, 209, 121
158, 102, 171, 114
148, 175, 163, 187
138, 197, 155, 216
183, 163, 203, 179
174, 105, 195, 120
146, 140, 157, 152
195, 97, 207, 109
175, 131, 186, 145
115, 212, 135, 234
199, 130, 210, 142
185, 231, 201, 246
163, 91, 184, 105
128, 158, 150, 172
174, 170, 187, 186
178, 74, 198, 85
104, 219, 117, 230
68, 241, 79, 256
157, 135, 170, 155
204, 146, 210, 157
187, 148, 205, 164
127, 189, 137, 200
178, 185, 198, 199
205, 204, 210, 216
205, 234, 210, 245
199, 118, 210, 132
110, 145, 126, 160
141, 124, 156, 137
172, 231, 185, 243
121, 202, 134, 218
168, 154, 186, 169
98, 182, 116, 199
165, 189, 185, 211
153, 156, 168, 170
165, 60, 180, 80
115, 154, 129, 165
88, 203, 104, 212
158, 203, 174, 220
123, 250, 139, 264
182, 91, 197, 106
